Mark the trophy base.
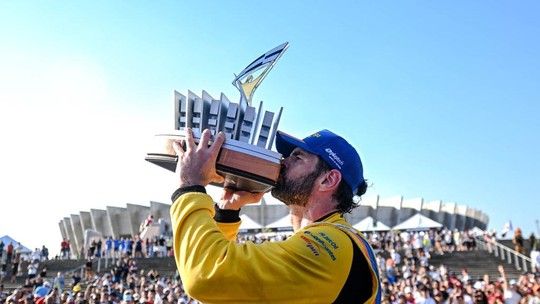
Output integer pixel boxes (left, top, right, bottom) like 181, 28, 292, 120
145, 131, 282, 193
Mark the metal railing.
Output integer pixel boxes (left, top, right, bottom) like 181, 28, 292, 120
475, 236, 534, 272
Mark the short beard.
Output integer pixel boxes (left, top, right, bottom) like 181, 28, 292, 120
271, 166, 322, 207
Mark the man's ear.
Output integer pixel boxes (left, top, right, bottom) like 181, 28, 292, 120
319, 169, 342, 192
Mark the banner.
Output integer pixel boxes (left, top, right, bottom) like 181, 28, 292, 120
501, 221, 513, 237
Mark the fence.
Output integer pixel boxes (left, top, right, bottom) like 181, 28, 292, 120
475, 236, 537, 273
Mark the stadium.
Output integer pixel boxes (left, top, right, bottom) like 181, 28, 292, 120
58, 189, 488, 258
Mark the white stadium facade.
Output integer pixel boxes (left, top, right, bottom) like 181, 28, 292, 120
59, 187, 488, 257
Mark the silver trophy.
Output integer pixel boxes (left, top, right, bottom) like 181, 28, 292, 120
146, 42, 289, 192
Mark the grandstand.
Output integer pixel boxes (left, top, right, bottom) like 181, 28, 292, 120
58, 189, 488, 258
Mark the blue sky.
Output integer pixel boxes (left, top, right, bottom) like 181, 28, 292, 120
1, 1, 539, 254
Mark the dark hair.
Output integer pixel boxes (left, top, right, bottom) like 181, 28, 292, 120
315, 157, 368, 214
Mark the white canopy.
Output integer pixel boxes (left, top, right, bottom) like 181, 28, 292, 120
392, 213, 443, 231
470, 226, 486, 237
265, 216, 293, 231
0, 235, 32, 253
352, 216, 391, 232
239, 214, 263, 230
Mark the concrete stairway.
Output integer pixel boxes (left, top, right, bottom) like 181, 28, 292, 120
100, 256, 178, 278
3, 256, 179, 291
428, 249, 523, 281
4, 242, 528, 291
70, 256, 179, 279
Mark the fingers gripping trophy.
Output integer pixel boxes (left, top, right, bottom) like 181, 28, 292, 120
145, 42, 290, 192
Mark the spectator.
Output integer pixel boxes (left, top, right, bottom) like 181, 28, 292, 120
529, 286, 540, 304
387, 257, 398, 284
52, 272, 65, 294
530, 234, 538, 254
532, 247, 540, 273
6, 242, 14, 263
513, 228, 525, 255
416, 284, 436, 304
10, 257, 20, 283
40, 246, 49, 261
85, 258, 94, 282
60, 239, 69, 260
26, 263, 37, 280
140, 215, 154, 233
497, 265, 522, 304
460, 268, 471, 284
33, 281, 51, 298
96, 239, 103, 258
105, 237, 114, 259
1, 262, 7, 281
39, 266, 47, 278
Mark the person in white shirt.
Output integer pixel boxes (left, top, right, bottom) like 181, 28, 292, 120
498, 265, 522, 304
531, 247, 540, 272
27, 262, 38, 279
528, 286, 540, 304
415, 284, 436, 304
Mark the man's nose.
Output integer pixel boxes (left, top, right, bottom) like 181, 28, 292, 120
280, 156, 290, 167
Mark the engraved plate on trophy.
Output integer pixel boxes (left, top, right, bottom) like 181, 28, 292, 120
146, 42, 289, 192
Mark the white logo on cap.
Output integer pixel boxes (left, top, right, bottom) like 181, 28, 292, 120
325, 148, 344, 169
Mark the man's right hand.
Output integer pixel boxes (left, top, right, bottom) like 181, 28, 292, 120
173, 128, 225, 188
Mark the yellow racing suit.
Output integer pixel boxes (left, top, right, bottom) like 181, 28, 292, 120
170, 187, 381, 304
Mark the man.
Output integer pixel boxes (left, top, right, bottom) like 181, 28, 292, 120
497, 265, 522, 304
6, 242, 13, 263
170, 128, 380, 303
33, 281, 51, 299
60, 239, 69, 260
415, 284, 436, 304
529, 286, 540, 304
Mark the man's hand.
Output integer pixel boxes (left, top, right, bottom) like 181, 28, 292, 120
218, 188, 265, 210
498, 264, 505, 275
173, 128, 225, 188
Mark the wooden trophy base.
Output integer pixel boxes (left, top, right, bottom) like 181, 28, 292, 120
145, 131, 282, 193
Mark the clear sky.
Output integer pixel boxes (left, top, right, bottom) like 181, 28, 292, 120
1, 1, 539, 255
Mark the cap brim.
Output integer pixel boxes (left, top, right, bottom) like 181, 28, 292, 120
275, 131, 316, 157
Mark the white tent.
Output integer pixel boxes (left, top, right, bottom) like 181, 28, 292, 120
239, 214, 263, 231
392, 213, 443, 231
470, 226, 485, 237
265, 216, 293, 231
352, 216, 391, 232
0, 235, 32, 254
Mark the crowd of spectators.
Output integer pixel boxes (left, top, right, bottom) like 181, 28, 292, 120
372, 235, 540, 304
368, 227, 540, 304
84, 235, 173, 261
1, 226, 539, 304
0, 255, 200, 304
0, 241, 50, 287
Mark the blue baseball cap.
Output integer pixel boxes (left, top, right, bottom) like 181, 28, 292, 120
275, 129, 364, 195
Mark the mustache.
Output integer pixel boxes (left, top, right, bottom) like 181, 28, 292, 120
275, 166, 286, 184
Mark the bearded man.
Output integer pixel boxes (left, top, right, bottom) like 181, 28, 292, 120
170, 128, 381, 303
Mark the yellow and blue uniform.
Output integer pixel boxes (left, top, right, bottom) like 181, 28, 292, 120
171, 188, 381, 304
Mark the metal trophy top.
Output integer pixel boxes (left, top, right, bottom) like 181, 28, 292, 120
233, 42, 289, 107
146, 42, 290, 192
